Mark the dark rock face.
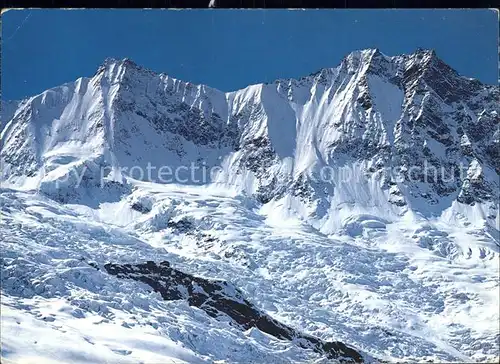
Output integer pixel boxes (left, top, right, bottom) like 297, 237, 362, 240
118, 99, 238, 150
147, 103, 236, 148
108, 60, 240, 153
3, 49, 497, 216
1, 107, 41, 178
239, 136, 278, 177
375, 50, 500, 208
130, 202, 151, 213
104, 261, 364, 362
166, 217, 194, 233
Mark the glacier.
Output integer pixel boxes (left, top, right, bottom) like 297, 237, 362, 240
1, 48, 499, 363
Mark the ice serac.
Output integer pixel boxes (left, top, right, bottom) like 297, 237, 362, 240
1, 48, 499, 363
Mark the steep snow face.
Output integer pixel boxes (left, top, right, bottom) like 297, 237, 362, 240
1, 77, 110, 193
1, 48, 499, 362
1, 48, 498, 234
219, 49, 499, 235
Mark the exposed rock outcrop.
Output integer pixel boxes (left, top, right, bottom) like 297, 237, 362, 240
104, 260, 364, 362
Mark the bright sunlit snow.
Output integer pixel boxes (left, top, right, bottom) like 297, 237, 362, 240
1, 48, 499, 363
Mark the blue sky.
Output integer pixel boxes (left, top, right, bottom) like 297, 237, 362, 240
2, 9, 498, 100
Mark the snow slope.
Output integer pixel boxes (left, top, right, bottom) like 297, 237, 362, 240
1, 48, 499, 363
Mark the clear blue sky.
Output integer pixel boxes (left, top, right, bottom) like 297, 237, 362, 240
2, 9, 498, 100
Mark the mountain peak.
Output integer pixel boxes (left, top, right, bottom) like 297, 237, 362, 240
99, 57, 141, 69
95, 57, 154, 78
408, 48, 453, 73
90, 48, 465, 98
93, 56, 161, 89
348, 48, 381, 57
414, 47, 436, 56
343, 48, 382, 64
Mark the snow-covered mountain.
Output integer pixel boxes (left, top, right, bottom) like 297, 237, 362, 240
1, 49, 499, 363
